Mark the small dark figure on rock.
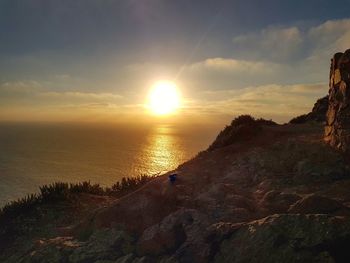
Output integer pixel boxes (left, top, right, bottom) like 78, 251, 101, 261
169, 174, 177, 184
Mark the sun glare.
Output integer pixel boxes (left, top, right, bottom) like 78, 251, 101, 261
148, 81, 180, 115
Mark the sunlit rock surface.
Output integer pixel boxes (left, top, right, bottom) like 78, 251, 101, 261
325, 49, 350, 153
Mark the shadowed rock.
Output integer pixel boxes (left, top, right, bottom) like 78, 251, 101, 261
289, 96, 328, 124
288, 194, 348, 215
214, 214, 350, 263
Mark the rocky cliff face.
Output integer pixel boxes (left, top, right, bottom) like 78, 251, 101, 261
325, 49, 350, 153
289, 96, 328, 124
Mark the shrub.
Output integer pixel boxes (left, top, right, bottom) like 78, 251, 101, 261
255, 118, 278, 126
107, 174, 153, 197
70, 181, 104, 195
1, 194, 40, 219
208, 115, 275, 151
40, 182, 70, 202
0, 175, 155, 221
289, 114, 309, 124
0, 174, 155, 251
230, 115, 256, 126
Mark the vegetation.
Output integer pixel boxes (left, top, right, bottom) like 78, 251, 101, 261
0, 175, 154, 223
289, 114, 309, 124
208, 115, 277, 151
255, 117, 278, 126
289, 96, 328, 124
0, 174, 155, 252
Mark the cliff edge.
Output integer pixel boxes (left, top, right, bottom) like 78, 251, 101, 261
2, 52, 350, 263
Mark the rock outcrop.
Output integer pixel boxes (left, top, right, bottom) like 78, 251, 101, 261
214, 214, 350, 263
325, 49, 350, 153
289, 96, 328, 124
310, 96, 329, 122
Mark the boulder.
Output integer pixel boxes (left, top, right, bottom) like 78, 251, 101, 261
69, 229, 134, 262
214, 214, 350, 263
137, 209, 207, 255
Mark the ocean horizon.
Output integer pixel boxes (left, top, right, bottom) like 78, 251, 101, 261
0, 122, 220, 206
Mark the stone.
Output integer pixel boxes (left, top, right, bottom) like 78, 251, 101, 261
115, 254, 135, 263
260, 190, 301, 213
334, 69, 342, 84
325, 49, 350, 154
137, 209, 212, 262
137, 209, 207, 256
326, 108, 336, 125
132, 256, 153, 263
214, 214, 350, 263
325, 125, 333, 137
288, 194, 346, 214
289, 96, 329, 124
69, 229, 134, 262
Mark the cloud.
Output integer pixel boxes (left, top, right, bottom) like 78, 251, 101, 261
0, 80, 43, 93
180, 57, 292, 90
188, 58, 280, 74
288, 83, 326, 94
232, 26, 303, 62
2, 19, 347, 123
54, 74, 71, 80
306, 19, 350, 65
38, 91, 123, 101
0, 81, 140, 121
179, 19, 350, 91
0, 79, 327, 123
0, 79, 126, 118
182, 83, 327, 123
231, 18, 350, 64
123, 19, 350, 94
309, 19, 350, 50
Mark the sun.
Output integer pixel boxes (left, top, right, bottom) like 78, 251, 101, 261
147, 81, 180, 115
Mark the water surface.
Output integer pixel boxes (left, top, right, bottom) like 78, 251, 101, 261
0, 122, 220, 206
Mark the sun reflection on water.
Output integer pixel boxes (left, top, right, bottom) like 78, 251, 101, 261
142, 125, 185, 175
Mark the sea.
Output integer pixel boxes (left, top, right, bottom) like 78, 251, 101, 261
0, 122, 221, 206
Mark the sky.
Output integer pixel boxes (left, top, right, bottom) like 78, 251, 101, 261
1, 0, 350, 124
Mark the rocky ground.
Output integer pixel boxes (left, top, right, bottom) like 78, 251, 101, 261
2, 120, 350, 262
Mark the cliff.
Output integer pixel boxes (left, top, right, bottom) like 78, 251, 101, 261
2, 53, 350, 262
289, 96, 328, 124
325, 49, 350, 154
